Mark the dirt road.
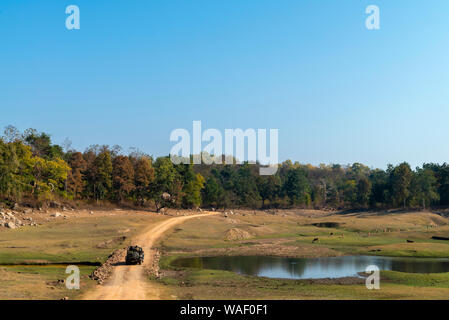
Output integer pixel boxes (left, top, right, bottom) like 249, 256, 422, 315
83, 213, 217, 300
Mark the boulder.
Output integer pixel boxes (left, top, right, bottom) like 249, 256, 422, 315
162, 192, 171, 200
6, 222, 16, 229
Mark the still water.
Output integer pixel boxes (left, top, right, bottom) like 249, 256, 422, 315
171, 255, 449, 279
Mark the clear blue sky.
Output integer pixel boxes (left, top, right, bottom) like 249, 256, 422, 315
1, 0, 448, 169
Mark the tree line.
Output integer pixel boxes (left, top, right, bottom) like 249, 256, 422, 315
0, 126, 446, 211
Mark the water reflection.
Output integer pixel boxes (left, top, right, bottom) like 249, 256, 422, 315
171, 255, 449, 279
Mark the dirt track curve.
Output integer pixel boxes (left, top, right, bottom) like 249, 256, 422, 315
83, 213, 217, 300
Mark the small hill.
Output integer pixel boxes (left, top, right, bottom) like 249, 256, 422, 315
224, 228, 252, 241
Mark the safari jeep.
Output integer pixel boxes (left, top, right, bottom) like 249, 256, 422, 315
125, 246, 144, 265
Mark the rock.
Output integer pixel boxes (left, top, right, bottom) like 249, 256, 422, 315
6, 222, 16, 229
89, 211, 94, 215
90, 249, 127, 283
51, 212, 62, 217
162, 192, 171, 200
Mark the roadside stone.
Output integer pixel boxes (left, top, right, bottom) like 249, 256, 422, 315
90, 249, 126, 284
6, 222, 16, 229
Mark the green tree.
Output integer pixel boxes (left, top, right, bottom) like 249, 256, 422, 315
342, 179, 357, 206
151, 157, 182, 212
23, 129, 63, 160
202, 175, 224, 208
0, 140, 21, 200
233, 164, 260, 208
283, 167, 311, 206
90, 149, 113, 202
257, 175, 281, 207
356, 176, 372, 207
413, 167, 439, 209
183, 173, 205, 208
390, 162, 412, 208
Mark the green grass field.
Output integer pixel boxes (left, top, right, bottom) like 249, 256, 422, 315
0, 210, 166, 299
2, 209, 449, 299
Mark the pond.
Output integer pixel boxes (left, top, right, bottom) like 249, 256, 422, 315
171, 255, 449, 279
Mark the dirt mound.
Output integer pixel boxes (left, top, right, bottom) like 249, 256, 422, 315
224, 228, 252, 241
429, 215, 448, 226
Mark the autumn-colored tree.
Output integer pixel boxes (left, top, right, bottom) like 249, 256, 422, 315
4, 125, 449, 212
133, 156, 154, 205
67, 152, 86, 199
112, 155, 135, 202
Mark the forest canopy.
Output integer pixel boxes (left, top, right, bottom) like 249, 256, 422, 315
0, 126, 446, 211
